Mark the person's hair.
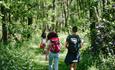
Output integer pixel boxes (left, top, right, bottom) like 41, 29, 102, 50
47, 32, 58, 40
72, 26, 78, 32
51, 32, 58, 38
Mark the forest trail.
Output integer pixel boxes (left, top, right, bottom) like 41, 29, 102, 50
28, 34, 68, 70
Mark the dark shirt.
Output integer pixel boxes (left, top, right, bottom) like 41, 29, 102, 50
66, 34, 81, 54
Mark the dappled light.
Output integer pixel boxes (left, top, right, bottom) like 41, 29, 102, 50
0, 0, 115, 70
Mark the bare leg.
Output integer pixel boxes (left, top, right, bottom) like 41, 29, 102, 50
44, 49, 48, 61
70, 64, 74, 70
45, 53, 48, 61
73, 63, 76, 70
70, 63, 77, 70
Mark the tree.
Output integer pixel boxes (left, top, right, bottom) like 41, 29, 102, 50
1, 3, 9, 44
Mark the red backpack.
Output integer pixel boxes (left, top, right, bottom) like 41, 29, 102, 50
50, 37, 61, 53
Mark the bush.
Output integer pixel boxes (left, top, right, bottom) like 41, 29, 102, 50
0, 43, 40, 70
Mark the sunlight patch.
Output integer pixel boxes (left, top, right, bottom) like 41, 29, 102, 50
33, 54, 48, 65
31, 44, 38, 48
88, 66, 99, 70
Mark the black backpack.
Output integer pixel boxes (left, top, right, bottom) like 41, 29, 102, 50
67, 35, 81, 54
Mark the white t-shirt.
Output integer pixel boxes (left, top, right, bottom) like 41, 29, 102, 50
42, 38, 46, 44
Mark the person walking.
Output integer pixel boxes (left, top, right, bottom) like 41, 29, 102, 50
40, 29, 46, 49
47, 31, 61, 70
64, 26, 83, 70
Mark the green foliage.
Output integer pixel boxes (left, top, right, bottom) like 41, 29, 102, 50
0, 0, 115, 70
0, 41, 47, 70
0, 31, 115, 70
77, 48, 115, 70
0, 45, 32, 70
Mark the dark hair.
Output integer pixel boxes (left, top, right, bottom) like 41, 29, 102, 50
72, 26, 78, 32
47, 32, 58, 40
41, 31, 46, 38
51, 32, 58, 38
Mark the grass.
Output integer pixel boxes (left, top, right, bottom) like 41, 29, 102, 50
0, 33, 115, 70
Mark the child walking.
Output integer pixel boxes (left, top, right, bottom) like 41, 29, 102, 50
40, 29, 47, 60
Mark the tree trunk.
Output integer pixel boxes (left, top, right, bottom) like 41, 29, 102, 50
63, 0, 69, 27
1, 5, 8, 44
27, 17, 33, 38
102, 0, 106, 19
89, 1, 98, 53
90, 22, 96, 52
102, 0, 105, 11
52, 0, 55, 23
52, 0, 55, 10
28, 17, 33, 25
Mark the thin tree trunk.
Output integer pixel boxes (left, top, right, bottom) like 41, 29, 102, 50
28, 17, 33, 25
63, 0, 69, 27
52, 0, 55, 22
27, 2, 33, 38
89, 1, 98, 53
102, 0, 106, 13
27, 17, 32, 38
1, 5, 8, 44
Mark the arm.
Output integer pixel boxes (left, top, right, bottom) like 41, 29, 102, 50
80, 43, 83, 48
80, 39, 84, 48
65, 35, 69, 48
65, 41, 68, 48
46, 40, 51, 53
